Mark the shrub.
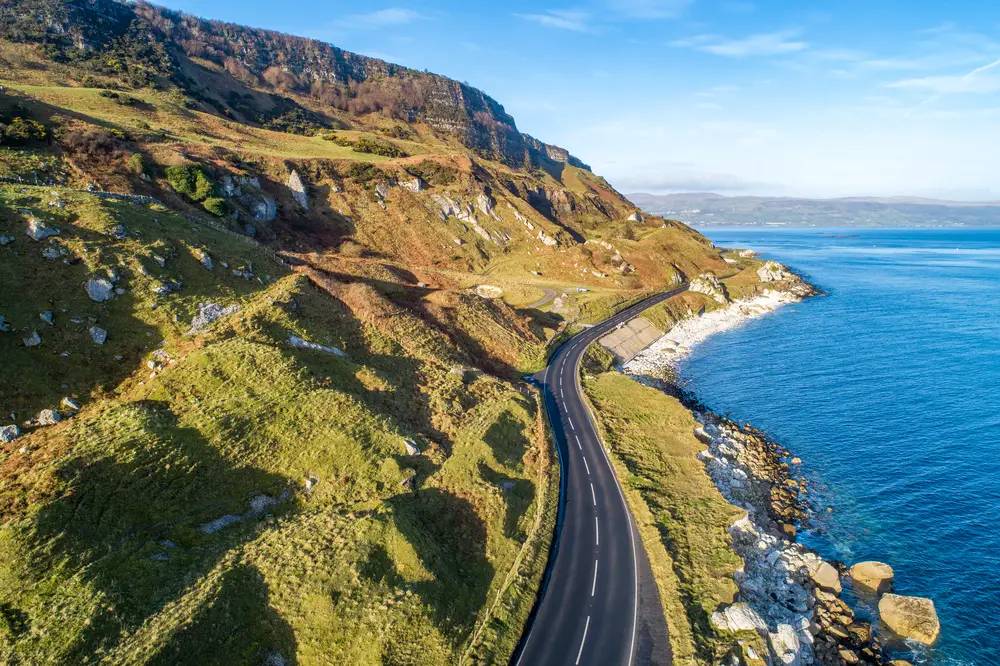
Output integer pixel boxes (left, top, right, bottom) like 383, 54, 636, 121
344, 162, 382, 183
0, 118, 48, 146
127, 153, 147, 174
320, 131, 355, 147
406, 160, 458, 186
165, 164, 216, 201
97, 90, 138, 106
203, 197, 228, 217
339, 240, 365, 257
353, 136, 407, 158
60, 129, 127, 162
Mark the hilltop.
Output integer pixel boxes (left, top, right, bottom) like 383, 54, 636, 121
629, 192, 1000, 227
0, 2, 788, 665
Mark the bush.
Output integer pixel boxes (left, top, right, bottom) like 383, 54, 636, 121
97, 90, 139, 106
353, 136, 407, 158
203, 197, 228, 217
165, 164, 216, 201
406, 160, 458, 186
127, 153, 147, 174
344, 162, 382, 183
60, 129, 127, 162
320, 131, 355, 147
0, 118, 48, 146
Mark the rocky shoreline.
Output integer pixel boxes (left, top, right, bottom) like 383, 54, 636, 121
623, 270, 931, 666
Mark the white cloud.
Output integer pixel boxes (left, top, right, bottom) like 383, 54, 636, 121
338, 8, 423, 29
670, 30, 806, 57
699, 30, 807, 57
516, 9, 595, 33
888, 58, 1000, 94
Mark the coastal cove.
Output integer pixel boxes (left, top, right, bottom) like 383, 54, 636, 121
671, 227, 1000, 666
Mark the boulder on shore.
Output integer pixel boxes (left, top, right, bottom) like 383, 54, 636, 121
807, 560, 842, 594
709, 601, 767, 633
878, 594, 940, 646
850, 561, 894, 595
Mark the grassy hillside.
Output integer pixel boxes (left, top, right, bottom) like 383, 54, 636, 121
0, 188, 557, 665
0, 2, 752, 664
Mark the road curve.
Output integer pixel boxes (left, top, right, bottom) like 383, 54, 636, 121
512, 287, 688, 666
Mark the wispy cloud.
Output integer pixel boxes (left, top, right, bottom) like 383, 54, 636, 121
516, 9, 595, 33
888, 58, 1000, 95
671, 30, 807, 57
605, 0, 694, 19
337, 8, 423, 29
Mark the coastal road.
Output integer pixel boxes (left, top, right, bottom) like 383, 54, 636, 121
512, 286, 688, 666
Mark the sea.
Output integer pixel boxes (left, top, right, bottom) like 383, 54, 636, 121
680, 227, 1000, 666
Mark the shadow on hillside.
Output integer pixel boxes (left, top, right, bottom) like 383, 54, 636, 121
147, 565, 298, 666
478, 462, 535, 541
25, 399, 294, 662
388, 488, 493, 636
482, 409, 531, 467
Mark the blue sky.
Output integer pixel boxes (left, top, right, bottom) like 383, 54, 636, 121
157, 0, 1000, 199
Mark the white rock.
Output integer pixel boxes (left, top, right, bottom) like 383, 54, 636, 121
61, 397, 81, 410
89, 326, 108, 345
23, 331, 41, 347
710, 602, 768, 632
472, 285, 503, 299
286, 335, 346, 357
84, 278, 114, 302
287, 170, 309, 209
0, 425, 21, 443
403, 439, 420, 455
25, 218, 60, 241
768, 623, 801, 665
187, 302, 239, 334
37, 409, 61, 425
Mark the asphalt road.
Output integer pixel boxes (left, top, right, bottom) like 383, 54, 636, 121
512, 286, 688, 666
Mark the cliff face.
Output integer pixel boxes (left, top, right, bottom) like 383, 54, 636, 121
0, 0, 587, 169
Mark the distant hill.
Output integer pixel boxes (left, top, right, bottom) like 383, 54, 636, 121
628, 192, 1000, 227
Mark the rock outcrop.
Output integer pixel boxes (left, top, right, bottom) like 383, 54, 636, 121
689, 273, 729, 304
878, 594, 940, 646
287, 170, 309, 210
757, 260, 791, 283
849, 561, 894, 596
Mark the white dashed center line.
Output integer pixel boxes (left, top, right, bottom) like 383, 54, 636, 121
590, 482, 596, 505
592, 559, 599, 596
575, 615, 591, 665
595, 516, 600, 545
582, 457, 590, 475
575, 434, 582, 450
568, 417, 575, 430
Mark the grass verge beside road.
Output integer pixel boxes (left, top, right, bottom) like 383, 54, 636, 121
583, 371, 759, 665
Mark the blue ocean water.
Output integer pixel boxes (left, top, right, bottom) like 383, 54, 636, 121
679, 227, 1000, 666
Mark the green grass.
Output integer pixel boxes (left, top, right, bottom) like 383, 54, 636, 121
0, 187, 557, 665
583, 372, 755, 665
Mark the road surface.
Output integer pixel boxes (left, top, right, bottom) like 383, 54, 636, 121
512, 287, 688, 666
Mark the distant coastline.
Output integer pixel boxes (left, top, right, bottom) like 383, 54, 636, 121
628, 191, 1000, 227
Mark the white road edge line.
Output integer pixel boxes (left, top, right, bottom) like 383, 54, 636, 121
582, 457, 590, 475
575, 615, 591, 666
592, 559, 598, 596
590, 483, 596, 505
